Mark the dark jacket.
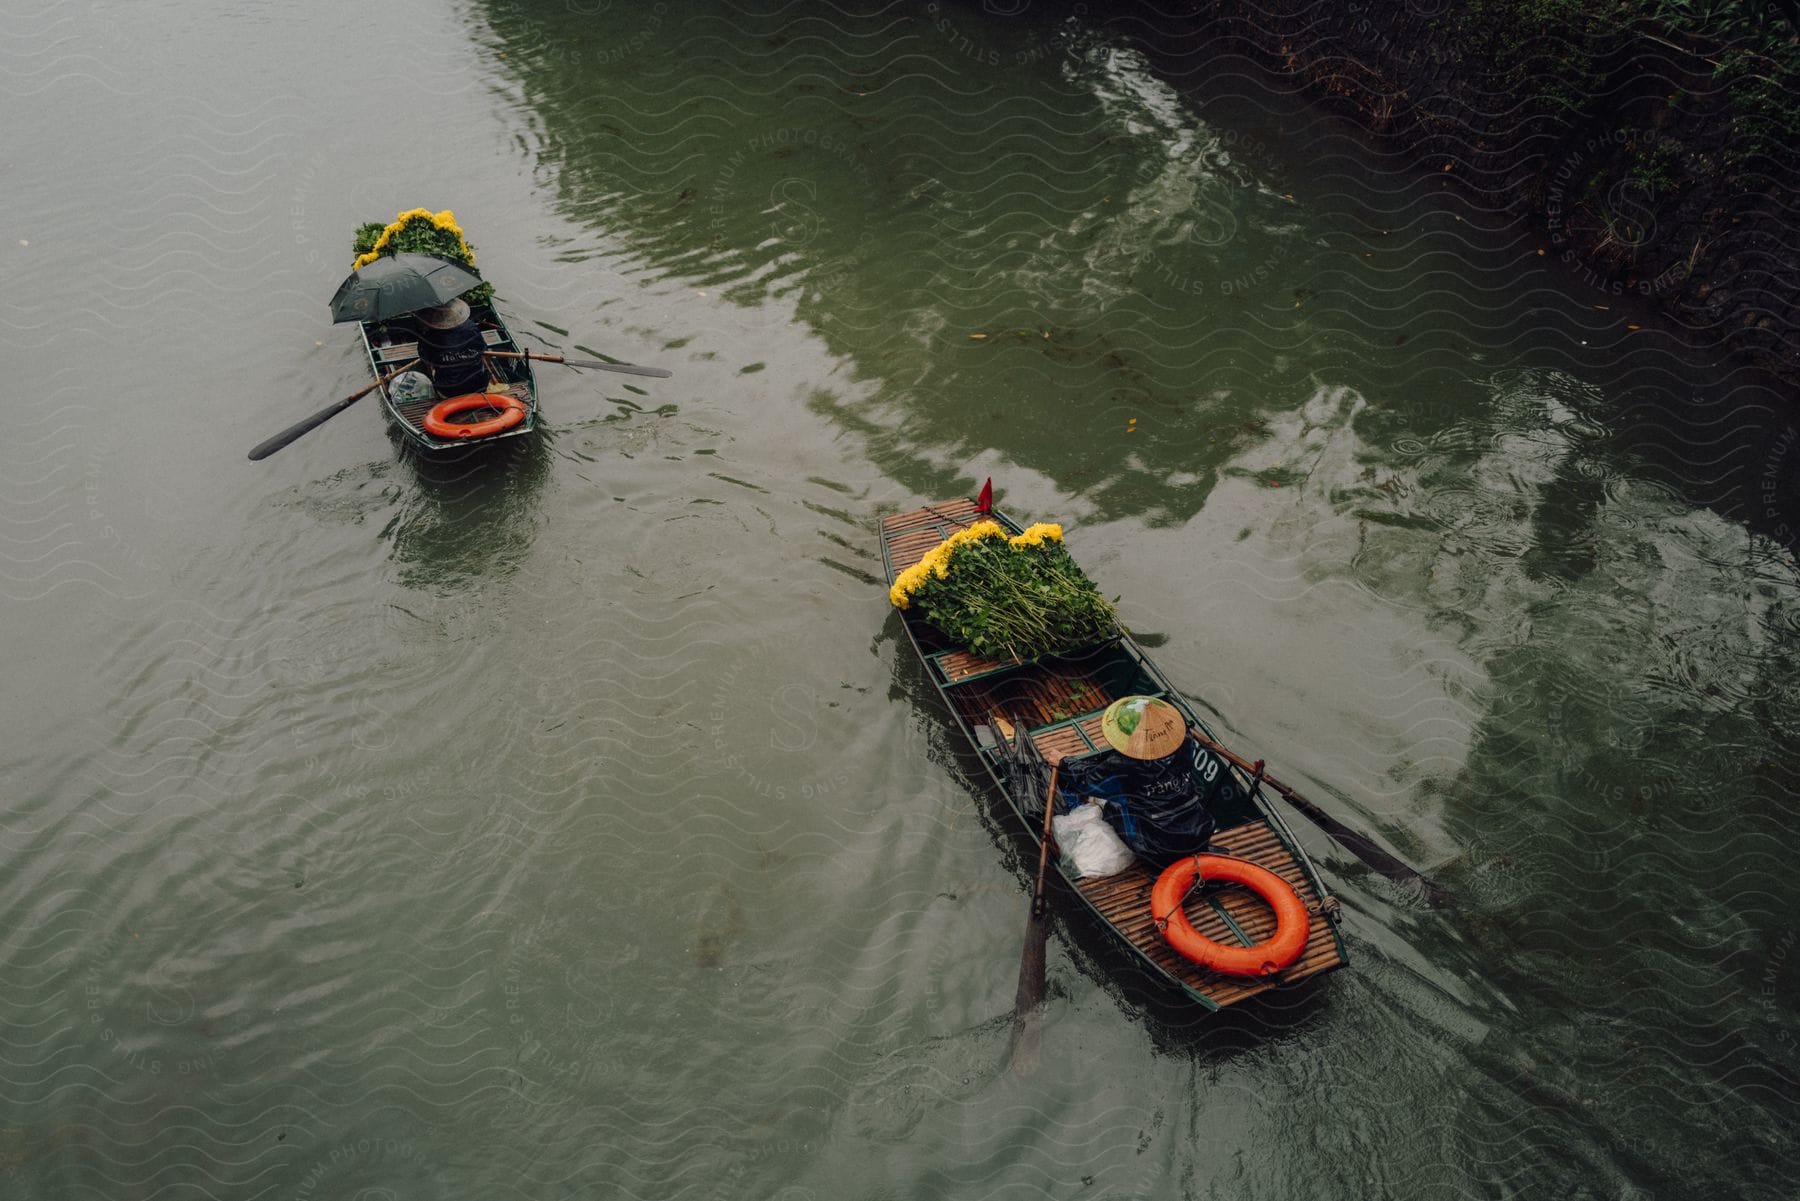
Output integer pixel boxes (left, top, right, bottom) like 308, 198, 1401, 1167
1054, 735, 1232, 867
416, 318, 489, 396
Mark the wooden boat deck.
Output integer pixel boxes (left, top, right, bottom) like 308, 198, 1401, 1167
360, 313, 537, 452
1072, 821, 1346, 1007
880, 500, 1347, 1011
390, 379, 531, 429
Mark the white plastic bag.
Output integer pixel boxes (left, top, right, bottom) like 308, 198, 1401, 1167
389, 370, 435, 402
1052, 802, 1136, 878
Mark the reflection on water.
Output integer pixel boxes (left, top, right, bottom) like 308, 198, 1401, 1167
483, 0, 1352, 524
381, 437, 552, 592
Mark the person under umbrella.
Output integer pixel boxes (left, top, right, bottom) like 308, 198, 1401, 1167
412, 298, 489, 397
329, 253, 485, 324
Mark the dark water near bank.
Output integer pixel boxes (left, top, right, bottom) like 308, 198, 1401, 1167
4, 1, 1798, 1197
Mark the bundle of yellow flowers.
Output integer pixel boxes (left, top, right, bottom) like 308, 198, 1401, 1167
890, 520, 1117, 661
350, 207, 493, 303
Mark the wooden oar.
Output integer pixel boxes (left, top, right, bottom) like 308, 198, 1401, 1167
247, 360, 417, 461
1014, 760, 1062, 1012
1189, 730, 1449, 905
991, 715, 1044, 1059
484, 350, 672, 378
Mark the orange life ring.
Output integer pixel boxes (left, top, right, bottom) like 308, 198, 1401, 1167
1150, 854, 1310, 978
422, 393, 527, 439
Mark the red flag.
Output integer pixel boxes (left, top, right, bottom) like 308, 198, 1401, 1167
976, 477, 993, 513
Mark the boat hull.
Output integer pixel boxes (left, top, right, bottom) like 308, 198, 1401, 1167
358, 301, 539, 456
880, 498, 1349, 1012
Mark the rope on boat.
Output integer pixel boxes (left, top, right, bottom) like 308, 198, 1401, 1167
1154, 852, 1209, 932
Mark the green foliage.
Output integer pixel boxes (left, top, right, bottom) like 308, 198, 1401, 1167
1628, 137, 1684, 194
1462, 0, 1609, 117
350, 215, 495, 305
1633, 0, 1800, 168
908, 537, 1118, 662
352, 222, 387, 256
1461, 0, 1800, 170
1644, 0, 1800, 39
1713, 45, 1800, 167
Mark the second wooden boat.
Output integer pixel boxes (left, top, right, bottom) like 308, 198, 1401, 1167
879, 496, 1349, 1012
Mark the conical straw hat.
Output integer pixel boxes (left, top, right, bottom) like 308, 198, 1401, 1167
1099, 696, 1186, 760
415, 298, 471, 329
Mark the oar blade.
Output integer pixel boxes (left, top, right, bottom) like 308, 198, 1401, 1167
1191, 730, 1448, 904
1011, 910, 1050, 1075
1014, 911, 1049, 1013
562, 358, 673, 378
247, 361, 411, 462
247, 397, 355, 460
1011, 756, 1060, 1067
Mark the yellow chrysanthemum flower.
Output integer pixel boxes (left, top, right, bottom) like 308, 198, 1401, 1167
888, 521, 1017, 608
1008, 522, 1063, 549
887, 513, 1113, 658
352, 207, 477, 270
957, 521, 1006, 544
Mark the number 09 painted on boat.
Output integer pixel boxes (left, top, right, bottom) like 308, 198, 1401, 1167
1150, 854, 1311, 978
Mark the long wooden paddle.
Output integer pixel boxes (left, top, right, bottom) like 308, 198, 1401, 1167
1189, 730, 1448, 905
484, 350, 672, 378
1008, 739, 1061, 1074
1014, 759, 1062, 1013
247, 360, 417, 461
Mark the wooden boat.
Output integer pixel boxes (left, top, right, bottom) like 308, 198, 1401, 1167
880, 496, 1349, 1012
357, 300, 539, 455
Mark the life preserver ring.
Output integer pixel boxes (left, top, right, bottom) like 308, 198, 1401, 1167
1150, 854, 1310, 978
422, 393, 527, 439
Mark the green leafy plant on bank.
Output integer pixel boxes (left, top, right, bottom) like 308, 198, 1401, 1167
1639, 0, 1800, 166
1643, 0, 1799, 39
1460, 0, 1798, 170
1463, 0, 1609, 117
1713, 45, 1800, 167
1628, 137, 1685, 193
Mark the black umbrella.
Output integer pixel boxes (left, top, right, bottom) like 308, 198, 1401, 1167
327, 253, 483, 323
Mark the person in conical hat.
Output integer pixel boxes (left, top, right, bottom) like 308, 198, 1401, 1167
1099, 695, 1187, 760
1050, 695, 1229, 867
411, 297, 488, 396
414, 298, 470, 329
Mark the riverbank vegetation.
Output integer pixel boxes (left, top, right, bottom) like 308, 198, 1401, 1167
1135, 0, 1800, 383
1461, 0, 1799, 167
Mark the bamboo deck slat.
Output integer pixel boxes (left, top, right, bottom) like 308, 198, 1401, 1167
931, 648, 1021, 685
392, 380, 530, 428
949, 670, 1113, 732
1072, 820, 1345, 1006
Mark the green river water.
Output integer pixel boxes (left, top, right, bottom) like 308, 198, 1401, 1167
4, 1, 1798, 1197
